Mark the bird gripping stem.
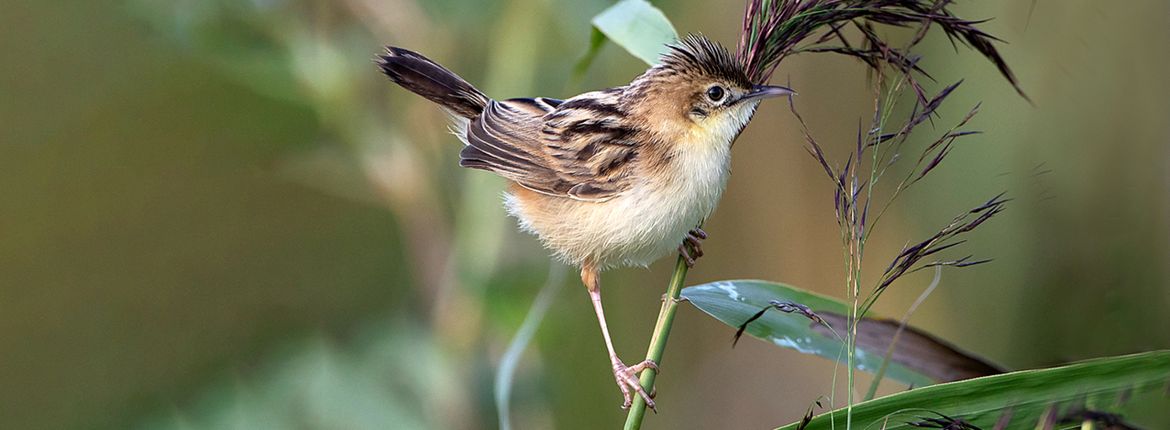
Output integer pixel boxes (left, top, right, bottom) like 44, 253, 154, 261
622, 253, 691, 429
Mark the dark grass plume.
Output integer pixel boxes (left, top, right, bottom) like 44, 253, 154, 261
733, 300, 830, 347
751, 1, 1022, 417
736, 0, 1029, 102
877, 193, 1007, 292
795, 399, 825, 430
785, 75, 1008, 317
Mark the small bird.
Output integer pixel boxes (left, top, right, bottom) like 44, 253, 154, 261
378, 34, 790, 410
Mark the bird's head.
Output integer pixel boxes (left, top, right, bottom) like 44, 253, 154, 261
625, 34, 793, 148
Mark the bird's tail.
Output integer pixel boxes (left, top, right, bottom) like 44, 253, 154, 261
377, 47, 490, 119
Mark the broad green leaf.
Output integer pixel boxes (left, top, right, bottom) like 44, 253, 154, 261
776, 350, 1170, 430
682, 280, 1000, 388
591, 0, 678, 66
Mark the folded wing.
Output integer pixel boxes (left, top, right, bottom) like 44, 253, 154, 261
459, 93, 641, 202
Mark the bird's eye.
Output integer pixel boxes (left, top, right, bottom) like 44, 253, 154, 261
705, 85, 725, 102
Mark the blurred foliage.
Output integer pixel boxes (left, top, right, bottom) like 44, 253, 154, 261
1, 0, 1168, 429
139, 323, 453, 430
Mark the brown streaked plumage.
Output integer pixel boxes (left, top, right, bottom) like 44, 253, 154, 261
378, 34, 791, 411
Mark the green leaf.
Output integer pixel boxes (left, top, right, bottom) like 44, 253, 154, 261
775, 350, 1170, 430
572, 28, 609, 80
682, 280, 985, 388
591, 0, 678, 66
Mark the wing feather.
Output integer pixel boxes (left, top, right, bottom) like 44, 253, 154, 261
458, 92, 640, 202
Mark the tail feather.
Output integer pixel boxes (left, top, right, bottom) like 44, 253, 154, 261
377, 47, 489, 119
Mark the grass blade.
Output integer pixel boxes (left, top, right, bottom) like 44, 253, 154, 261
682, 280, 1001, 387
774, 351, 1170, 430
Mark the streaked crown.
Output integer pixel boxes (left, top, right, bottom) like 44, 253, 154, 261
622, 34, 769, 147
655, 34, 752, 89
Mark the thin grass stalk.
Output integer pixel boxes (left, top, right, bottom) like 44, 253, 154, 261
847, 157, 868, 430
495, 264, 566, 430
847, 72, 889, 430
864, 266, 942, 400
623, 255, 691, 430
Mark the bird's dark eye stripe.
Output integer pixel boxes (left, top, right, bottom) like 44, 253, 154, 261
706, 86, 725, 102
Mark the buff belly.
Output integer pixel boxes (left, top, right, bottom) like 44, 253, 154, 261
503, 147, 730, 270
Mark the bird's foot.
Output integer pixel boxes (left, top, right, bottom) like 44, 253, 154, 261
677, 228, 707, 268
611, 359, 659, 411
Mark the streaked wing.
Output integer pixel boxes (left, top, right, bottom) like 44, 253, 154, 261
541, 89, 640, 201
505, 97, 563, 115
459, 99, 569, 195
459, 91, 641, 202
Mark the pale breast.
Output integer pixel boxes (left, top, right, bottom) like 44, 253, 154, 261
504, 139, 731, 270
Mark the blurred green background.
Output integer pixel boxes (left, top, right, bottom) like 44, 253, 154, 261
2, 0, 1168, 428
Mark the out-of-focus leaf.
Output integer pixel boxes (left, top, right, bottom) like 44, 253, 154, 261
774, 351, 1170, 430
818, 313, 1005, 383
275, 145, 385, 206
572, 28, 609, 79
129, 0, 306, 102
682, 280, 1001, 387
591, 0, 678, 66
136, 324, 454, 430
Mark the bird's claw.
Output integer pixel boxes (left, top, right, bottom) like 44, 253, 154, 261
613, 359, 659, 412
678, 228, 707, 268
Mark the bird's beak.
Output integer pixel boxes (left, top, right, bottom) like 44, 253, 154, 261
738, 84, 796, 103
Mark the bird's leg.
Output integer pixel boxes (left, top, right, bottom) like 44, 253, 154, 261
581, 266, 659, 411
677, 228, 708, 268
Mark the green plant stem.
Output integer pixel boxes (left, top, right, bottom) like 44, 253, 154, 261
623, 255, 690, 430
